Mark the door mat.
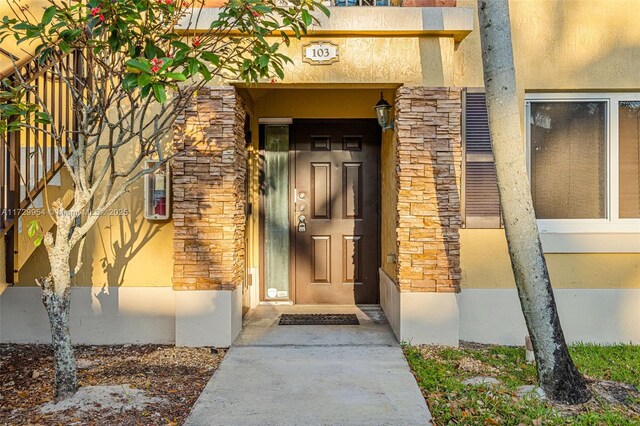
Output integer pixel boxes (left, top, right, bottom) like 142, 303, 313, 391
278, 314, 359, 326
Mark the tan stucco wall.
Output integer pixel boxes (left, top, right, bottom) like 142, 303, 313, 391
18, 180, 175, 288
268, 35, 456, 87
0, 0, 49, 77
17, 101, 175, 288
456, 0, 640, 98
9, 2, 640, 292
461, 230, 640, 289
455, 0, 640, 290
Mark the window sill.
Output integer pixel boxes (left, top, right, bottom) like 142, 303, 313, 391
539, 232, 640, 253
537, 219, 640, 234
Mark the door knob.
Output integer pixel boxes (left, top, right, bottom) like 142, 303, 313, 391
297, 215, 307, 232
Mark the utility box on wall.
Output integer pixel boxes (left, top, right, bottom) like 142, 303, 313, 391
144, 160, 171, 221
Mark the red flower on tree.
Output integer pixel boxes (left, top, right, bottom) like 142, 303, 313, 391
150, 58, 164, 74
91, 7, 100, 16
192, 36, 201, 48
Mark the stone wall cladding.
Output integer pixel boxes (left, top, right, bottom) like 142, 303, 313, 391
172, 86, 247, 291
394, 86, 462, 293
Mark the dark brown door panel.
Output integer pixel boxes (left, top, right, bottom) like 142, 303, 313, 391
292, 119, 381, 304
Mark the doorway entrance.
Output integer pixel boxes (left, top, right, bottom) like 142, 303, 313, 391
261, 119, 381, 305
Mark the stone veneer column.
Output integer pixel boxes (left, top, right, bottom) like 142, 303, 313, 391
172, 86, 247, 291
394, 86, 462, 293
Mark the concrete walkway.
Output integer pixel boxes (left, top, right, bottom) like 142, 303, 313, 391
186, 305, 431, 426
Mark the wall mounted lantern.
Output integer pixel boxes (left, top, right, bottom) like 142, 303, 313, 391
374, 92, 394, 131
144, 160, 171, 221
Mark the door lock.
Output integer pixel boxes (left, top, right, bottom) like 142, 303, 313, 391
297, 215, 307, 232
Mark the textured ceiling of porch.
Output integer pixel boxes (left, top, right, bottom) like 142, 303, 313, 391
241, 86, 396, 120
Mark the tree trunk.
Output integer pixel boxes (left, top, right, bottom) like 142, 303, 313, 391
40, 260, 78, 400
476, 0, 591, 404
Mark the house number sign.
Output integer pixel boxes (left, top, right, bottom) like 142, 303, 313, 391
302, 41, 339, 65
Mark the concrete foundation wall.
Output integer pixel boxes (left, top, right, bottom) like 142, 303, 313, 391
380, 268, 401, 339
458, 289, 640, 345
1, 287, 242, 347
0, 287, 175, 344
175, 288, 242, 347
380, 269, 459, 346
380, 270, 640, 346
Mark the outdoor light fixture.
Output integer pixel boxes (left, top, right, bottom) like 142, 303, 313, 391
144, 160, 171, 221
374, 92, 394, 131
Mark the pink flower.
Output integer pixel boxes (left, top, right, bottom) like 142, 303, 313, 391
150, 58, 163, 74
164, 0, 173, 4
99, 14, 105, 22
91, 7, 100, 16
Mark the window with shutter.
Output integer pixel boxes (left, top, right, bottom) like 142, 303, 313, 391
462, 90, 501, 228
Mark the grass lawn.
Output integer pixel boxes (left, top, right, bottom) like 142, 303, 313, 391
404, 343, 640, 425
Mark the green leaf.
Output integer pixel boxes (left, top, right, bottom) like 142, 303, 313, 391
108, 31, 120, 51
27, 220, 38, 238
280, 31, 290, 46
187, 58, 200, 76
141, 84, 151, 98
301, 10, 312, 27
317, 4, 330, 17
165, 72, 186, 81
252, 4, 273, 13
59, 40, 70, 54
125, 58, 151, 73
35, 112, 52, 124
199, 63, 211, 81
152, 83, 166, 103
138, 73, 152, 87
13, 22, 39, 31
34, 235, 43, 247
122, 73, 138, 90
273, 64, 284, 80
171, 40, 190, 51
42, 6, 57, 26
201, 51, 220, 66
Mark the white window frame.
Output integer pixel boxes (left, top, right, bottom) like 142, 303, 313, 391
525, 92, 640, 239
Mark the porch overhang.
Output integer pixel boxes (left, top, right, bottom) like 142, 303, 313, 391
179, 7, 474, 42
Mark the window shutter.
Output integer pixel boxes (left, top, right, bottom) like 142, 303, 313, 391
463, 91, 501, 228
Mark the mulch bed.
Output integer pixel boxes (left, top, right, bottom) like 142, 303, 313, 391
0, 344, 226, 425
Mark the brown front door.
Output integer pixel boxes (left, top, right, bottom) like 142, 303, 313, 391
292, 119, 380, 304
